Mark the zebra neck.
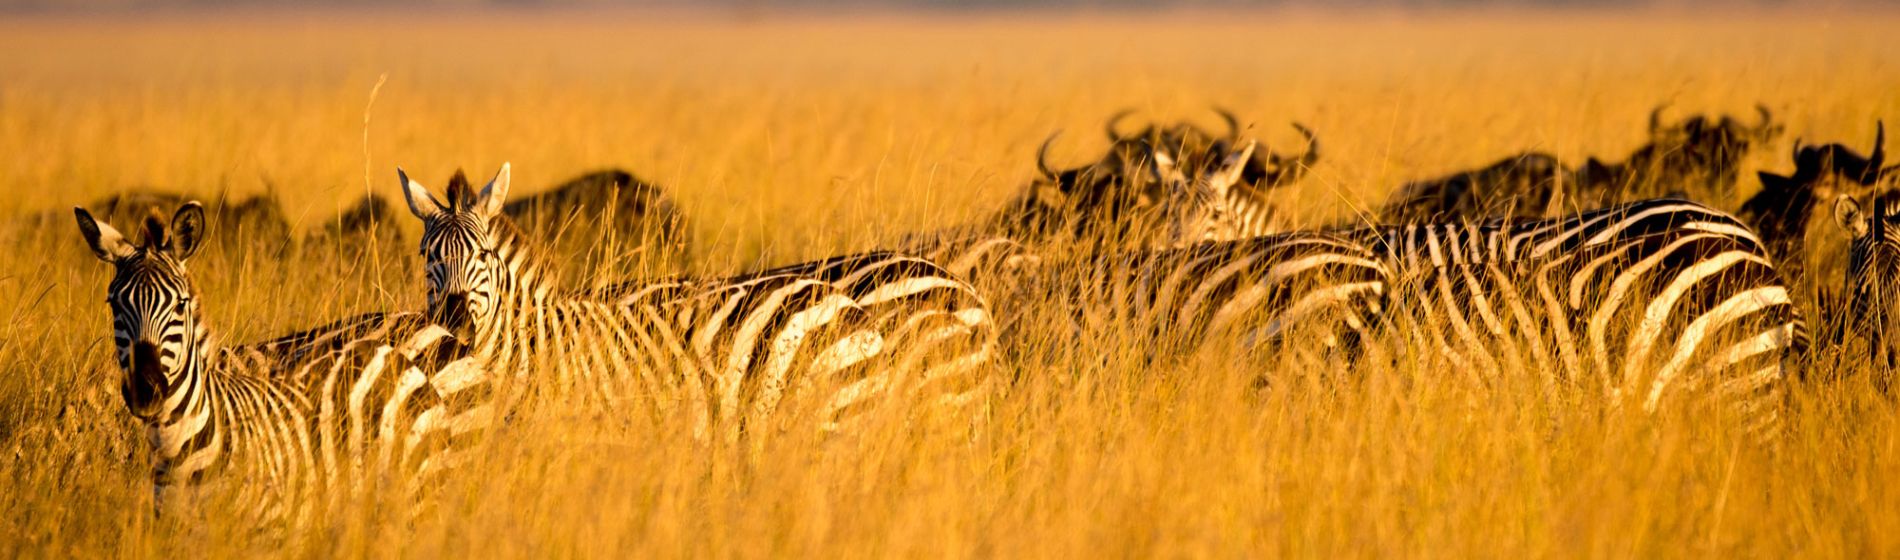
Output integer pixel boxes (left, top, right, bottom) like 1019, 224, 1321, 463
147, 322, 218, 478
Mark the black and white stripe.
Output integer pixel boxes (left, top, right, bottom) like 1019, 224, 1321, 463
1020, 231, 1388, 362
400, 164, 992, 440
1831, 187, 1900, 376
73, 203, 490, 525
1343, 199, 1806, 433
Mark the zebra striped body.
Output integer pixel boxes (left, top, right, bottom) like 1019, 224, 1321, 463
724, 251, 998, 420
1022, 231, 1387, 360
1832, 187, 1900, 379
592, 253, 995, 432
1344, 199, 1806, 432
401, 165, 985, 441
74, 204, 491, 525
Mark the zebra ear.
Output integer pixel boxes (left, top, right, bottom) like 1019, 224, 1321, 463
1147, 146, 1182, 186
477, 162, 510, 219
397, 167, 446, 220
1836, 195, 1870, 238
170, 202, 207, 261
1207, 139, 1257, 196
73, 207, 136, 263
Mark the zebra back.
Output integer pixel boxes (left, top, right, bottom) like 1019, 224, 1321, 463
1348, 199, 1805, 437
1019, 231, 1388, 365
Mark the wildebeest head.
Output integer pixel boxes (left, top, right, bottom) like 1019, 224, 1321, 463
1740, 122, 1886, 288
1588, 103, 1783, 201
1004, 108, 1315, 247
1103, 107, 1319, 195
1147, 139, 1259, 247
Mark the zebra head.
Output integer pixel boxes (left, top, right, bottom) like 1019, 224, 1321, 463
399, 164, 512, 341
73, 202, 207, 420
1835, 186, 1900, 367
1148, 139, 1258, 248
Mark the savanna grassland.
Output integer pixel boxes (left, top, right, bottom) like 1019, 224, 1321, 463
3, 8, 1900, 557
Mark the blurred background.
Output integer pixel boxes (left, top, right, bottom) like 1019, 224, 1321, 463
4, 2, 1899, 557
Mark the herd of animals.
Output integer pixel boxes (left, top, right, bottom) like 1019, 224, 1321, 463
53, 105, 1899, 527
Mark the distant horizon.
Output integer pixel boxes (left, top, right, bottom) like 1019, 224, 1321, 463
4, 0, 1896, 16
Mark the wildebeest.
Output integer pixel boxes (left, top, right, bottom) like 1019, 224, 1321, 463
1737, 122, 1886, 287
990, 108, 1319, 250
29, 188, 294, 254
1577, 104, 1784, 201
496, 168, 691, 281
309, 169, 690, 279
310, 193, 405, 249
1381, 104, 1783, 223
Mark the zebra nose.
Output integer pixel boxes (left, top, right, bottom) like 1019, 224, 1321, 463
123, 341, 167, 417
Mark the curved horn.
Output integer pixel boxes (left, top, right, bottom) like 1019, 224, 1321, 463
1290, 122, 1319, 164
1036, 131, 1063, 179
1754, 103, 1774, 133
1650, 103, 1671, 134
1212, 106, 1242, 141
1105, 109, 1136, 141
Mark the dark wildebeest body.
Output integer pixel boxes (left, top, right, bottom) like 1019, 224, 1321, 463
1380, 152, 1570, 222
498, 169, 691, 282
1381, 105, 1783, 223
315, 169, 689, 280
27, 189, 293, 254
1737, 123, 1888, 292
310, 194, 405, 251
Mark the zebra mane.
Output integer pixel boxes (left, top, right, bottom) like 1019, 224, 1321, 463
486, 210, 562, 298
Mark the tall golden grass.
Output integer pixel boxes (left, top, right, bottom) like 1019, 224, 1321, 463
2, 8, 1898, 557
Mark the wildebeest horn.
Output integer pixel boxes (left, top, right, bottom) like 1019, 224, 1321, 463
1754, 104, 1773, 133
1256, 122, 1321, 189
1649, 103, 1671, 134
1036, 131, 1063, 179
1213, 106, 1242, 141
1290, 122, 1319, 162
1105, 109, 1136, 141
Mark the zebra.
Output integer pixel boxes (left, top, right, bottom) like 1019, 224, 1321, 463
1338, 199, 1807, 434
1014, 230, 1388, 369
1149, 162, 1804, 432
71, 202, 493, 525
590, 250, 999, 427
397, 164, 994, 441
1381, 105, 1782, 223
911, 139, 1388, 376
1830, 187, 1900, 387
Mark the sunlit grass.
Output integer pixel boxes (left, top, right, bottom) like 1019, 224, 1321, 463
2, 8, 1898, 557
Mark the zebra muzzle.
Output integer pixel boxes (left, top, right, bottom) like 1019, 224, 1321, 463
122, 341, 167, 418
